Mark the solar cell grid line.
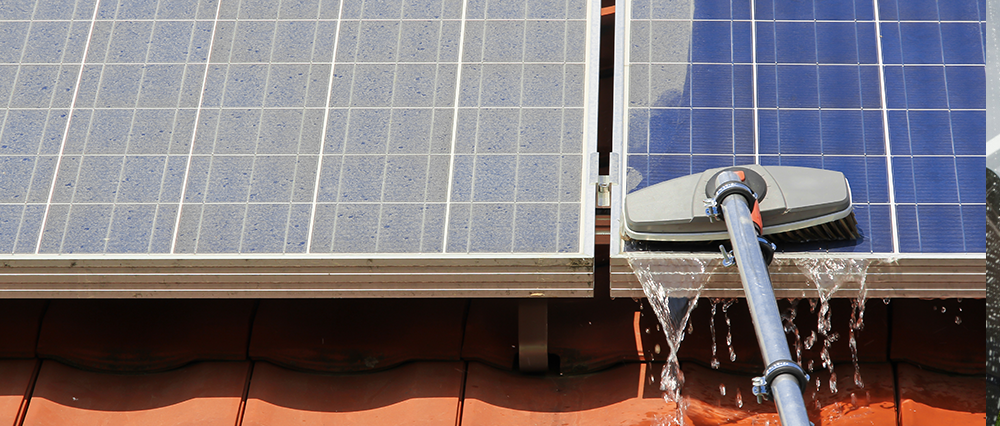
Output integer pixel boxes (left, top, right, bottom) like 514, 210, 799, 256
168, 0, 221, 254
306, 0, 347, 253
33, 0, 101, 254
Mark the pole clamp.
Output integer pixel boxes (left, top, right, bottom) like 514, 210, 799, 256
751, 360, 810, 404
704, 181, 757, 222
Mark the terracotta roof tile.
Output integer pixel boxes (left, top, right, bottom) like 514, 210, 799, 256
23, 360, 249, 426
461, 361, 677, 425
897, 362, 986, 425
242, 361, 464, 426
0, 359, 37, 426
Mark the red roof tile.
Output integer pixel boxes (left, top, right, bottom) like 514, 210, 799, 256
0, 359, 37, 426
461, 361, 676, 425
23, 360, 248, 426
242, 361, 464, 426
897, 362, 986, 425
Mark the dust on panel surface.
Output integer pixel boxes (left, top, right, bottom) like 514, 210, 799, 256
0, 0, 593, 255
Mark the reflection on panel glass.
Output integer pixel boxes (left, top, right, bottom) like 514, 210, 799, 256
625, 0, 985, 253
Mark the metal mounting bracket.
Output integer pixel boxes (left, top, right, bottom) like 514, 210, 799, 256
518, 299, 549, 372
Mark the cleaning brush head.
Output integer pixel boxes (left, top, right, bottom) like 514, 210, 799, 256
623, 165, 859, 244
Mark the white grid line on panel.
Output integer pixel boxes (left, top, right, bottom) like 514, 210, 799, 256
417, 0, 453, 253
440, 0, 472, 253
57, 7, 124, 253
306, 0, 347, 253
35, 0, 101, 254
324, 10, 367, 254
148, 18, 206, 253
751, 0, 760, 164
168, 0, 223, 253
934, 0, 967, 252
282, 6, 328, 254
872, 0, 900, 253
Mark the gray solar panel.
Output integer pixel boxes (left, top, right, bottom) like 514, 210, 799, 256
0, 0, 598, 257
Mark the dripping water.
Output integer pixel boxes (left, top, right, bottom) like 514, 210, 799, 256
627, 256, 712, 425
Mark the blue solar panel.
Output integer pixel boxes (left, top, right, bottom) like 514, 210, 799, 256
623, 0, 985, 254
0, 0, 597, 256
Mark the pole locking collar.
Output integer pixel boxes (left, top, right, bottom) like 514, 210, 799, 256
751, 360, 810, 404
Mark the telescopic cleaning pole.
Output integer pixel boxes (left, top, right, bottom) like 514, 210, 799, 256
707, 170, 811, 426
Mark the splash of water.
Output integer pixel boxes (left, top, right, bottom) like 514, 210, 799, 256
627, 256, 713, 425
722, 299, 737, 363
782, 299, 802, 363
796, 258, 870, 394
710, 301, 720, 369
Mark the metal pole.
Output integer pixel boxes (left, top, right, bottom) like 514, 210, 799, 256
717, 172, 811, 426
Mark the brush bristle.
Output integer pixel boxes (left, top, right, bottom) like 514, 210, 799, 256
767, 212, 860, 243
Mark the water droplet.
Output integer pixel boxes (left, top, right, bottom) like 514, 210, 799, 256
719, 383, 727, 396
645, 328, 650, 334
955, 316, 962, 325
829, 373, 838, 395
654, 344, 661, 354
851, 392, 858, 406
940, 306, 946, 313
711, 358, 720, 369
882, 297, 890, 305
804, 331, 816, 350
736, 388, 743, 408
729, 346, 737, 362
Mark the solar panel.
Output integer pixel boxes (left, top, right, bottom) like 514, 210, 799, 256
614, 0, 985, 255
0, 0, 598, 257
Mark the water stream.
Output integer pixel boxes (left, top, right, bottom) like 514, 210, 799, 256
628, 255, 873, 424
627, 256, 713, 425
796, 258, 871, 394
